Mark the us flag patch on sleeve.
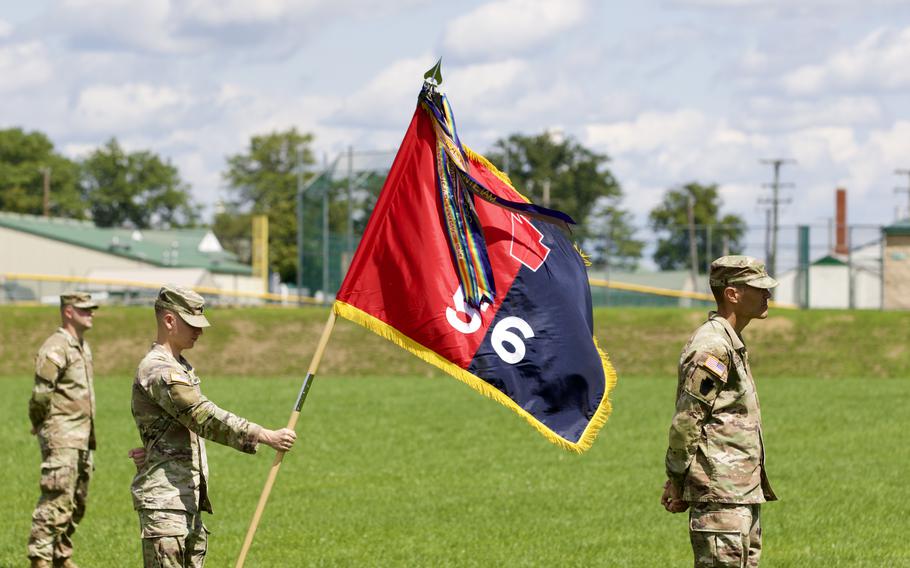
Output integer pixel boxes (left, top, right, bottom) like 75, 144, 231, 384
703, 355, 728, 379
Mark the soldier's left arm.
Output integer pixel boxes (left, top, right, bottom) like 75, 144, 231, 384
28, 345, 66, 430
665, 345, 730, 487
159, 371, 263, 454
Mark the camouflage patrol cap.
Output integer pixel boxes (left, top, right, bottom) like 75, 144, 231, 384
155, 284, 211, 328
60, 291, 99, 309
709, 255, 779, 289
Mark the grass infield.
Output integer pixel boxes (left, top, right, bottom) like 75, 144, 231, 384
1, 374, 907, 567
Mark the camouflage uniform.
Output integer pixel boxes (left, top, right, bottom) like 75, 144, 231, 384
131, 286, 262, 568
665, 257, 778, 568
28, 293, 98, 565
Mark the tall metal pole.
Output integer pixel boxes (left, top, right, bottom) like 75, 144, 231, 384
322, 177, 330, 301
895, 169, 910, 219
687, 191, 699, 292
296, 146, 306, 303
40, 167, 51, 217
847, 226, 855, 309
759, 158, 795, 276
705, 224, 712, 274
347, 146, 354, 259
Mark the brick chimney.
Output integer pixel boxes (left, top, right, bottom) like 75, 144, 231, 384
835, 188, 848, 255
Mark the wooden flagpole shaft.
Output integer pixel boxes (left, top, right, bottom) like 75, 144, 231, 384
235, 310, 337, 568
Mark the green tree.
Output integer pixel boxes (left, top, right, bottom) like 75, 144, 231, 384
221, 128, 315, 283
585, 200, 645, 270
485, 131, 642, 268
648, 182, 746, 271
212, 207, 253, 264
485, 132, 620, 228
0, 128, 83, 217
80, 138, 198, 228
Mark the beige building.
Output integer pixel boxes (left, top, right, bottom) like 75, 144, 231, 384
883, 219, 910, 310
0, 212, 262, 302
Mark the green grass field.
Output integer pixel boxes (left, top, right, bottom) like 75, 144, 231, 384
2, 373, 908, 567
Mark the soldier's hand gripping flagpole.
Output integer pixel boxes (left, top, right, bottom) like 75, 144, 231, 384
234, 311, 337, 568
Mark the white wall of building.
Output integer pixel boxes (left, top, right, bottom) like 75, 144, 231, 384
0, 225, 149, 275
771, 263, 881, 309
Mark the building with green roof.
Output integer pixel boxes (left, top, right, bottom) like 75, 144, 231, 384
0, 211, 261, 302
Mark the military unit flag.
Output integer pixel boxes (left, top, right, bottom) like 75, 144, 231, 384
332, 77, 617, 452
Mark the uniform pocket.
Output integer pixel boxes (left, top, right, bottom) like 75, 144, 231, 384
690, 506, 750, 568
39, 457, 74, 493
139, 509, 190, 539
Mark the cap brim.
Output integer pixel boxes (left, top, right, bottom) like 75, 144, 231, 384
178, 312, 211, 328
745, 275, 779, 289
73, 302, 99, 309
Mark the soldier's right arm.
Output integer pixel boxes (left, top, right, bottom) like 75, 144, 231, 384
29, 345, 65, 429
665, 340, 730, 487
146, 369, 262, 454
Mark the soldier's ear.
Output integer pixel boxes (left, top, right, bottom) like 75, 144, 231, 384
723, 286, 739, 305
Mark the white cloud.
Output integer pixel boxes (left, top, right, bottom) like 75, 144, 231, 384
73, 83, 192, 132
0, 18, 12, 38
329, 55, 435, 129
584, 106, 909, 228
782, 27, 910, 95
45, 0, 422, 56
742, 96, 883, 131
0, 42, 53, 94
441, 0, 589, 61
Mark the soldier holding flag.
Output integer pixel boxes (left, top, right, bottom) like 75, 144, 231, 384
129, 285, 297, 567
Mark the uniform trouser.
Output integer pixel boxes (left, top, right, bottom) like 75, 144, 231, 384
28, 448, 93, 562
689, 502, 762, 568
138, 509, 208, 568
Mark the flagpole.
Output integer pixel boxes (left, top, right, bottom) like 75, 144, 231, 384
235, 310, 337, 568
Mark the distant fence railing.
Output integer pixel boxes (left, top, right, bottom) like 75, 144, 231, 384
2, 272, 796, 310
0, 273, 322, 306
587, 278, 797, 309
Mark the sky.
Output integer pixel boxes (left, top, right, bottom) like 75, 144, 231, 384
2, 0, 910, 249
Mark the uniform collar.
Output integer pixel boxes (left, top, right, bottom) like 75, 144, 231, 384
57, 327, 83, 350
150, 342, 193, 372
707, 311, 746, 351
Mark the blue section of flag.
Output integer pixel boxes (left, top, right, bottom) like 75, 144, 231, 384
467, 220, 605, 444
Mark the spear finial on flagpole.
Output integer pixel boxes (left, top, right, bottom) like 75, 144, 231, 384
423, 58, 443, 87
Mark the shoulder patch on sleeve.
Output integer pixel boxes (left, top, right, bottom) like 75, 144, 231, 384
167, 371, 193, 386
702, 355, 728, 379
45, 349, 65, 368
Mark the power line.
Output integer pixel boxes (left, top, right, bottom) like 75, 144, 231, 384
758, 158, 795, 277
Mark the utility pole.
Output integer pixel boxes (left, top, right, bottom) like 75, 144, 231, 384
759, 158, 795, 276
687, 190, 699, 293
895, 169, 910, 220
40, 167, 51, 217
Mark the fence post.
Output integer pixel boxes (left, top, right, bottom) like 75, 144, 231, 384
797, 225, 810, 309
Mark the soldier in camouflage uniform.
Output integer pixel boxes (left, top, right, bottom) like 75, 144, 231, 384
130, 285, 297, 567
27, 292, 100, 568
661, 256, 779, 568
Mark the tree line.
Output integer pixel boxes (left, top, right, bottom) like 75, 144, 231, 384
0, 127, 746, 283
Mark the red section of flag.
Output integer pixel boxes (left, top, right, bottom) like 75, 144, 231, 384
336, 107, 549, 368
508, 213, 550, 271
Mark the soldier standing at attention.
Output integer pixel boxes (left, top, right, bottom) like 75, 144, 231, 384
661, 256, 779, 568
28, 292, 100, 568
129, 285, 297, 567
